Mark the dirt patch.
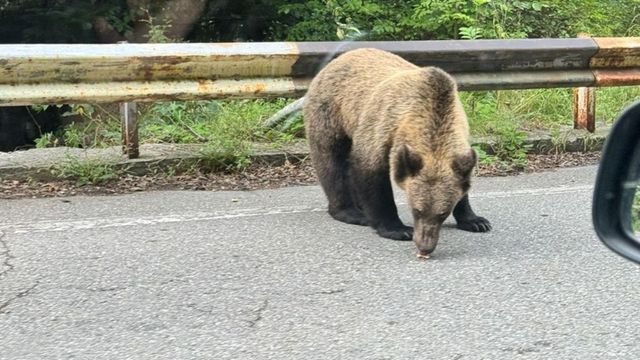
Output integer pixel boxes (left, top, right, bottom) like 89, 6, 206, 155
0, 152, 601, 200
476, 151, 602, 177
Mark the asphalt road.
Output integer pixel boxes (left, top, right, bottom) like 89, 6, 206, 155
1, 165, 639, 359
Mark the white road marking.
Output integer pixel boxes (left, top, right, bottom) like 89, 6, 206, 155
473, 184, 593, 198
0, 207, 327, 234
0, 185, 593, 234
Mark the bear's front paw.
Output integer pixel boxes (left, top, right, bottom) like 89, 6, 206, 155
376, 224, 413, 241
457, 216, 492, 233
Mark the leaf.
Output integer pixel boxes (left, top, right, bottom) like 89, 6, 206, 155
473, 0, 490, 6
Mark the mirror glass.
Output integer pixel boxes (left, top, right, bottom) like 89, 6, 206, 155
633, 185, 640, 236
626, 142, 640, 238
626, 160, 640, 237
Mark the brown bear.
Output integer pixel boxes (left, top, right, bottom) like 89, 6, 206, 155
303, 48, 491, 256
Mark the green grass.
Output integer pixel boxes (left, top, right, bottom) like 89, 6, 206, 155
140, 99, 295, 144
460, 87, 640, 166
462, 87, 640, 135
33, 87, 640, 172
35, 99, 296, 174
595, 87, 640, 124
197, 139, 252, 172
35, 99, 296, 150
51, 155, 120, 185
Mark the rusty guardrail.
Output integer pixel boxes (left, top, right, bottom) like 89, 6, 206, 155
1, 38, 639, 157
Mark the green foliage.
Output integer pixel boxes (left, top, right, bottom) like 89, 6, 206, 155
492, 129, 531, 168
633, 191, 640, 233
141, 99, 293, 145
33, 103, 121, 150
142, 9, 174, 43
270, 0, 553, 40
596, 87, 640, 124
34, 133, 59, 149
51, 156, 120, 186
270, 0, 640, 41
472, 145, 498, 166
197, 139, 252, 172
4, 0, 640, 44
459, 26, 483, 40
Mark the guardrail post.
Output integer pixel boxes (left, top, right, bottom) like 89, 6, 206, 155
120, 102, 139, 159
573, 87, 596, 132
572, 33, 596, 133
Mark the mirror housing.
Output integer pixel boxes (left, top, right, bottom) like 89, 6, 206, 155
593, 101, 640, 264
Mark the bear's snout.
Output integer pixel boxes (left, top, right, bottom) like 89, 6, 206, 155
414, 221, 440, 255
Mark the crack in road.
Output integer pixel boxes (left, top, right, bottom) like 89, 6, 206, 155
246, 299, 269, 328
0, 231, 15, 279
80, 286, 128, 293
0, 281, 39, 315
308, 288, 346, 296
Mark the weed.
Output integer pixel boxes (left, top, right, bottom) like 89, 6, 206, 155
463, 91, 531, 166
141, 99, 295, 146
275, 112, 305, 140
197, 139, 252, 173
141, 8, 175, 43
581, 131, 602, 152
596, 87, 640, 124
472, 145, 498, 166
33, 103, 121, 149
491, 129, 530, 168
51, 155, 120, 185
34, 133, 58, 148
549, 127, 568, 154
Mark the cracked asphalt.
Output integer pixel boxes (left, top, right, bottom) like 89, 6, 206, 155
1, 165, 640, 359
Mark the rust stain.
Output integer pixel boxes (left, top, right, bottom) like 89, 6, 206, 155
1, 53, 297, 83
253, 82, 267, 94
590, 54, 640, 68
196, 79, 210, 92
594, 69, 640, 86
572, 87, 596, 132
591, 37, 640, 68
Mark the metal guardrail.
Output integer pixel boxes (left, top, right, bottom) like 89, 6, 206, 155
1, 37, 639, 156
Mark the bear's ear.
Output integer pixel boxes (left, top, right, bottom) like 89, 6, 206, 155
394, 144, 423, 183
452, 148, 477, 179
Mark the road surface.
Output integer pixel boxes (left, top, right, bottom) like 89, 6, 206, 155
1, 165, 639, 359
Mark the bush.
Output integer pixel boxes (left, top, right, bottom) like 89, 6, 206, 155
270, 0, 640, 41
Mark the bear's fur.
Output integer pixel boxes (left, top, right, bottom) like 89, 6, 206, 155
303, 48, 491, 255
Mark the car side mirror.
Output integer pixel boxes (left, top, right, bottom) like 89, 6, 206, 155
593, 100, 640, 264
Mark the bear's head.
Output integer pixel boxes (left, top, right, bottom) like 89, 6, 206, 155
393, 144, 476, 256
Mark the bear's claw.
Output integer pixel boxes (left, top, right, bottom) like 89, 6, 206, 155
457, 216, 492, 233
376, 224, 414, 241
